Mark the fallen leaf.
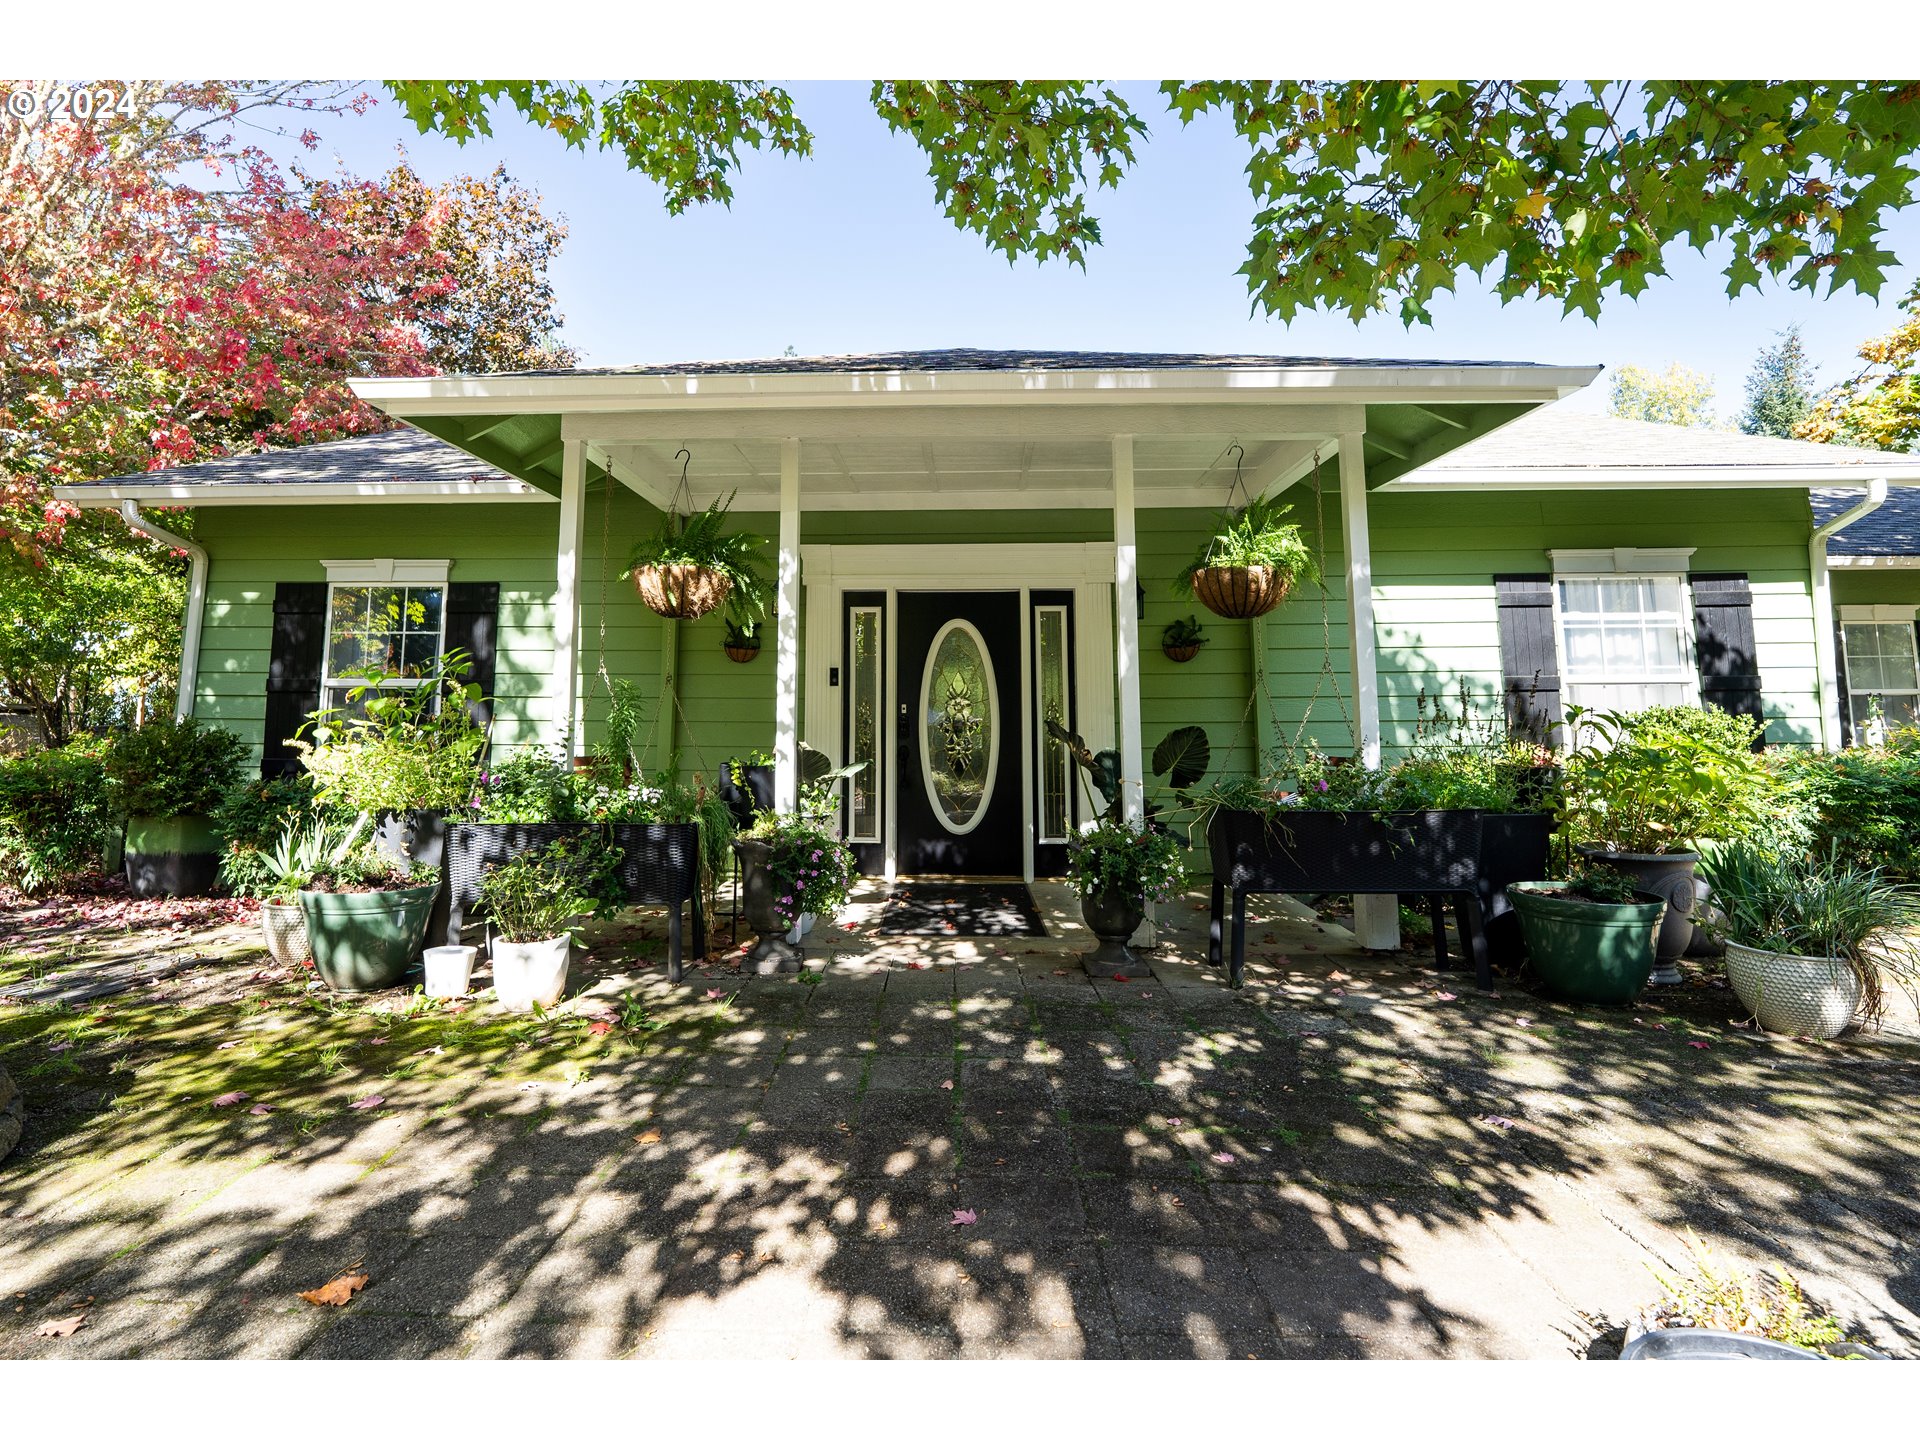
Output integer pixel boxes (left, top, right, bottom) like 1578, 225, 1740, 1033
705, 989, 725, 1000
908, 961, 928, 970
347, 1095, 385, 1111
939, 1079, 954, 1090
1113, 976, 1131, 984
950, 1208, 978, 1226
1480, 1115, 1517, 1130
211, 1091, 249, 1108
588, 1021, 612, 1036
368, 1037, 388, 1046
46, 1040, 73, 1053
298, 1271, 368, 1307
1211, 1152, 1237, 1165
1688, 1041, 1711, 1050
1328, 970, 1352, 983
248, 1104, 274, 1115
1513, 1017, 1533, 1028
635, 1129, 663, 1145
1434, 992, 1457, 1003
37, 1314, 87, 1338
215, 1040, 240, 1051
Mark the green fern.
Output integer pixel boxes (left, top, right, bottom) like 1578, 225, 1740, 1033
1176, 496, 1320, 593
623, 490, 771, 622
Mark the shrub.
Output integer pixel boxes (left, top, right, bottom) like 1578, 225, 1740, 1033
1646, 1232, 1850, 1353
212, 774, 321, 897
1556, 706, 1783, 855
1774, 743, 1920, 878
104, 718, 248, 819
0, 740, 115, 893
471, 747, 584, 824
295, 652, 486, 813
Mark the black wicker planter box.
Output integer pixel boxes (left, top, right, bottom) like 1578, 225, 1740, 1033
1205, 807, 1490, 989
1471, 811, 1554, 968
445, 821, 706, 981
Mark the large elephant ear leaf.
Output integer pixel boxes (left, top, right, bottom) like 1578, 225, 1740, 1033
1152, 725, 1211, 791
1045, 718, 1093, 767
1091, 750, 1122, 808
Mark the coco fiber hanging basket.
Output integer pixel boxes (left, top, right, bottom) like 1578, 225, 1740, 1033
632, 563, 734, 621
1190, 565, 1290, 620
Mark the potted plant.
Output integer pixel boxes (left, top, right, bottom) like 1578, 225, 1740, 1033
623, 490, 770, 623
1177, 496, 1320, 620
1697, 843, 1920, 1039
104, 718, 248, 897
256, 813, 370, 966
1506, 861, 1667, 1004
476, 835, 608, 1011
733, 810, 856, 974
1065, 814, 1185, 978
722, 619, 762, 663
295, 817, 440, 992
1160, 614, 1209, 663
1621, 1231, 1878, 1359
1556, 706, 1780, 983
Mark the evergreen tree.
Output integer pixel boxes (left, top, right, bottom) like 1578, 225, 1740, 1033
1740, 326, 1816, 437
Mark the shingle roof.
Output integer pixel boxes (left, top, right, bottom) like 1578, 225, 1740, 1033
68, 428, 515, 490
1422, 406, 1905, 474
480, 347, 1552, 379
1813, 486, 1920, 556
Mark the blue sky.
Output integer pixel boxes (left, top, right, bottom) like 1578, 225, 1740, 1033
288, 81, 1920, 419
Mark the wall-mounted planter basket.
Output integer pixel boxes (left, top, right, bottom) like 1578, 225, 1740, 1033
1162, 643, 1202, 663
633, 563, 732, 621
723, 644, 761, 664
1190, 566, 1289, 620
445, 821, 705, 981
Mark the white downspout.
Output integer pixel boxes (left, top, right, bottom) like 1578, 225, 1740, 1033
1811, 479, 1888, 752
117, 499, 208, 723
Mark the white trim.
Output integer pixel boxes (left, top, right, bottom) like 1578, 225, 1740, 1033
55, 481, 550, 506
1340, 430, 1397, 951
1387, 466, 1920, 492
1018, 586, 1035, 883
1839, 619, 1920, 738
1549, 547, 1695, 576
916, 619, 1002, 837
116, 502, 206, 724
1839, 604, 1920, 623
1813, 479, 1889, 750
554, 441, 588, 757
773, 438, 803, 812
320, 558, 452, 586
610, 484, 1248, 514
884, 588, 900, 884
1113, 435, 1145, 828
1827, 554, 1920, 569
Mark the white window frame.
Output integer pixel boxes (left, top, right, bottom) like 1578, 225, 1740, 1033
1548, 561, 1701, 728
319, 559, 451, 713
845, 603, 884, 844
1033, 603, 1073, 845
1839, 604, 1920, 741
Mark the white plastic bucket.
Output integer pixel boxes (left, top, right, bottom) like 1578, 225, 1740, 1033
422, 944, 478, 998
491, 934, 571, 1012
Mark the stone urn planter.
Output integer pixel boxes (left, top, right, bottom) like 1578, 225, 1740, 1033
736, 838, 803, 974
1724, 942, 1864, 1040
1081, 887, 1149, 979
260, 898, 313, 967
1578, 846, 1700, 984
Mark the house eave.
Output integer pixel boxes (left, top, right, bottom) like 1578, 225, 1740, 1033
1381, 465, 1920, 492
52, 480, 555, 508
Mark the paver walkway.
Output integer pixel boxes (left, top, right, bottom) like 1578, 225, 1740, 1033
3, 883, 1918, 1359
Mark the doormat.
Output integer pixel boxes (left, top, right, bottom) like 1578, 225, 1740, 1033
875, 882, 1049, 939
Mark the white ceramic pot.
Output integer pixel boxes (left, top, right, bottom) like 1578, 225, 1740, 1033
785, 912, 818, 944
261, 899, 312, 966
1724, 941, 1863, 1040
422, 944, 478, 999
491, 933, 572, 1012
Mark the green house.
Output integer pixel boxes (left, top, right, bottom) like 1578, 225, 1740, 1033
53, 350, 1920, 945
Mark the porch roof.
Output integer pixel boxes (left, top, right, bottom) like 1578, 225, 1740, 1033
347, 348, 1601, 512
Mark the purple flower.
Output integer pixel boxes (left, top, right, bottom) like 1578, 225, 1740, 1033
1316, 779, 1329, 792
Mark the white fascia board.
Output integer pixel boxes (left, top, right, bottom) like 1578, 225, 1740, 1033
1827, 554, 1920, 569
349, 363, 1603, 417
53, 481, 553, 507
1383, 465, 1920, 492
1839, 603, 1920, 622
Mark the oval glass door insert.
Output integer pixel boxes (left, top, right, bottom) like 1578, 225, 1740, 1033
919, 619, 999, 835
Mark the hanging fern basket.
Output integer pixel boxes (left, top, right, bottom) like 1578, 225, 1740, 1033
1190, 565, 1290, 620
632, 563, 733, 621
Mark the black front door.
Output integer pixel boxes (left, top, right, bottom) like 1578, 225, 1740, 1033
897, 592, 1022, 875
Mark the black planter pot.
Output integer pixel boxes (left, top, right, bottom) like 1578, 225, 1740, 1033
735, 838, 802, 974
1475, 812, 1554, 969
445, 820, 704, 980
1578, 846, 1699, 983
720, 763, 776, 831
372, 809, 449, 946
1080, 887, 1149, 979
123, 815, 221, 898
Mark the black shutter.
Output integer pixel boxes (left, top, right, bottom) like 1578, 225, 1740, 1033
1690, 572, 1767, 743
443, 582, 499, 731
1494, 574, 1562, 744
263, 582, 328, 779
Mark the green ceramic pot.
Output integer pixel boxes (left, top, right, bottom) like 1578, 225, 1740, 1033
298, 884, 439, 992
1507, 880, 1667, 1004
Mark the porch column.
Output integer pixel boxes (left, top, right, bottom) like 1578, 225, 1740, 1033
1339, 430, 1399, 950
555, 439, 588, 757
774, 438, 802, 812
1112, 435, 1145, 827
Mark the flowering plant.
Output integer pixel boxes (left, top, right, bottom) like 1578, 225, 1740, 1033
741, 810, 856, 927
1064, 815, 1184, 905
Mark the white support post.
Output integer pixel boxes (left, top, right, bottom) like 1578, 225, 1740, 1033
1812, 480, 1888, 751
555, 439, 588, 758
1112, 435, 1145, 828
1339, 431, 1399, 950
774, 438, 803, 812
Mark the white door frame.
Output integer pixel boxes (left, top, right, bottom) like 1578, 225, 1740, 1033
802, 542, 1118, 882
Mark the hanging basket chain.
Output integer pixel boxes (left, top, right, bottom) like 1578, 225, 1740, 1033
1201, 442, 1248, 569
1288, 447, 1352, 753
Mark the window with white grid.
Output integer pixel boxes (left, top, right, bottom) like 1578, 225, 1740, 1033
1554, 574, 1699, 715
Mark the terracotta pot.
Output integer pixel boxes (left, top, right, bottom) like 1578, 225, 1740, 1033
1162, 643, 1202, 663
632, 563, 733, 621
723, 644, 761, 664
1190, 566, 1291, 620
